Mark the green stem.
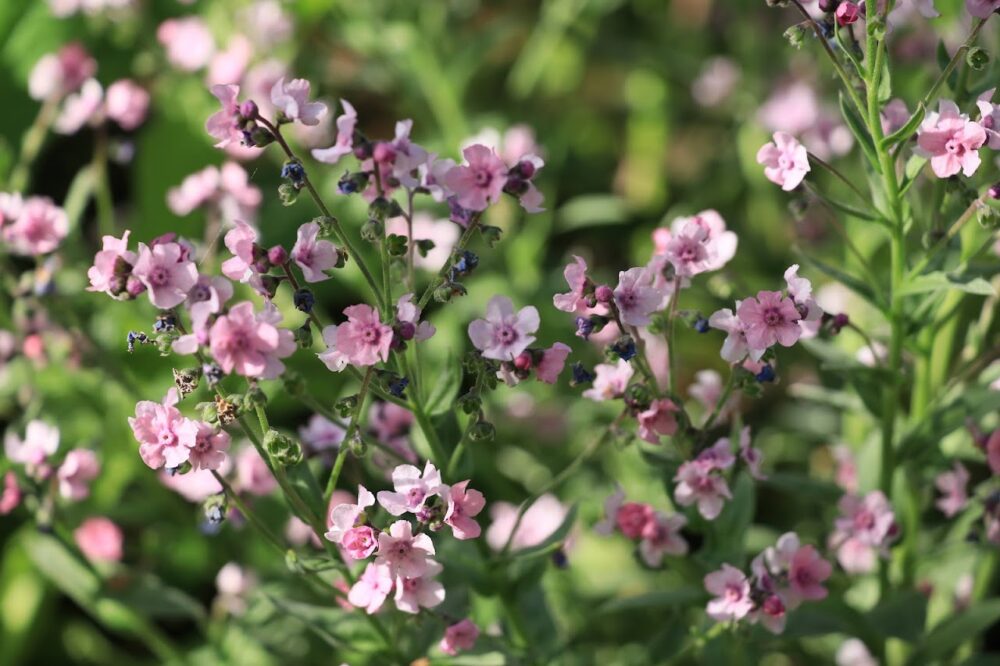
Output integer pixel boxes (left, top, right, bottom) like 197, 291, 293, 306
211, 470, 286, 554
702, 369, 737, 432
665, 278, 681, 395
789, 0, 867, 117
807, 152, 872, 205
416, 215, 480, 311
8, 97, 58, 192
323, 442, 350, 505
907, 195, 984, 279
920, 19, 986, 110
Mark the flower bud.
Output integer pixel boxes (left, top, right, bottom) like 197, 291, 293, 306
386, 233, 408, 257
203, 494, 227, 525
396, 321, 416, 341
248, 126, 274, 147
267, 245, 288, 266
361, 218, 383, 243
281, 161, 306, 187
783, 25, 806, 49
278, 182, 299, 206
610, 335, 637, 361
835, 1, 859, 25
457, 391, 481, 415
239, 100, 259, 120
264, 429, 303, 466
126, 275, 146, 297
594, 284, 614, 303
470, 419, 495, 442
415, 238, 436, 257
335, 395, 358, 418
514, 351, 533, 371
294, 322, 313, 349
293, 288, 315, 313
282, 370, 305, 397
243, 383, 267, 411
202, 363, 224, 387
372, 142, 396, 164
818, 0, 839, 11
967, 47, 990, 72
513, 159, 536, 180
338, 170, 369, 195
347, 431, 367, 457
368, 197, 394, 222
478, 225, 503, 248
570, 362, 595, 386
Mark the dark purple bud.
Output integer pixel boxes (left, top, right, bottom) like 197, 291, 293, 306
818, 0, 839, 12
989, 182, 1000, 200
513, 159, 536, 180
267, 245, 288, 266
397, 321, 416, 341
594, 284, 614, 304
239, 100, 259, 120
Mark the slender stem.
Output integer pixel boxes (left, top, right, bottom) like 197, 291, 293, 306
211, 470, 286, 554
323, 445, 350, 505
702, 369, 737, 431
91, 129, 115, 238
257, 116, 386, 312
255, 403, 269, 434
907, 196, 984, 279
405, 189, 416, 292
807, 152, 871, 205
8, 97, 58, 192
665, 278, 681, 395
298, 392, 408, 463
416, 215, 481, 311
789, 0, 867, 117
920, 19, 986, 110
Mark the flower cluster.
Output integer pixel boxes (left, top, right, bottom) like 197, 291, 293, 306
3, 421, 101, 511
595, 487, 688, 566
827, 490, 899, 574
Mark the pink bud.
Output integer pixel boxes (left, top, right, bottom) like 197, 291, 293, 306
514, 352, 533, 371
594, 284, 614, 303
372, 142, 396, 164
267, 245, 288, 265
835, 1, 860, 25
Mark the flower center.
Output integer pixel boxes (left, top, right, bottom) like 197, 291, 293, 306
724, 584, 743, 603
762, 307, 784, 327
406, 487, 426, 507
362, 325, 382, 344
945, 139, 962, 155
474, 170, 492, 187
149, 266, 171, 287
496, 325, 517, 344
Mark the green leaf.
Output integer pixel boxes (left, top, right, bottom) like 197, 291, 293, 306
877, 56, 892, 104
900, 155, 928, 194
899, 387, 1000, 457
708, 473, 754, 564
555, 194, 628, 231
597, 587, 704, 614
882, 104, 926, 150
901, 271, 996, 297
425, 355, 463, 416
107, 573, 207, 622
868, 590, 927, 642
839, 91, 880, 170
760, 472, 843, 503
908, 600, 1000, 664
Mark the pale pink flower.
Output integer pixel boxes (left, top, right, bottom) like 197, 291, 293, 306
916, 100, 987, 178
75, 517, 123, 562
692, 57, 740, 107
784, 264, 823, 338
752, 594, 787, 634
387, 119, 431, 189
298, 414, 345, 453
419, 155, 457, 201
235, 447, 276, 496
689, 369, 736, 423
132, 242, 198, 309
57, 449, 99, 500
444, 480, 486, 540
485, 494, 569, 552
0, 192, 23, 229
377, 462, 445, 517
709, 305, 763, 364
326, 485, 375, 544
674, 459, 732, 520
342, 526, 379, 560
614, 267, 668, 327
757, 131, 810, 191
168, 166, 221, 216
832, 445, 859, 493
637, 398, 679, 444
440, 619, 479, 656
160, 466, 225, 502
638, 511, 689, 566
0, 472, 20, 514
285, 516, 321, 548
28, 43, 96, 101
738, 427, 766, 480
935, 462, 969, 518
209, 301, 295, 378
582, 359, 634, 401
704, 564, 754, 621
105, 79, 149, 130
657, 211, 738, 277
128, 389, 197, 469
217, 162, 263, 222
368, 403, 418, 467
468, 295, 539, 361
157, 17, 215, 71
443, 144, 508, 211
536, 342, 571, 383
737, 290, 802, 351
5, 420, 60, 468
187, 421, 230, 471
837, 639, 878, 666
205, 84, 243, 148
215, 562, 257, 615
3, 197, 68, 256
185, 274, 233, 322
788, 545, 832, 603
87, 230, 136, 296
385, 213, 459, 270
220, 220, 260, 285
834, 491, 897, 547
311, 100, 357, 164
319, 305, 393, 371
977, 90, 1000, 149
394, 561, 445, 614
462, 125, 542, 166
349, 562, 394, 614
54, 78, 103, 134
376, 520, 436, 578
553, 255, 591, 314
758, 82, 819, 136
696, 438, 737, 470
239, 1, 293, 47
967, 0, 1000, 18
292, 221, 339, 282
207, 35, 251, 86
395, 294, 435, 342
270, 77, 326, 125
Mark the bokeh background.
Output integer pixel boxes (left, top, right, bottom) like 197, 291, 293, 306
0, 0, 998, 664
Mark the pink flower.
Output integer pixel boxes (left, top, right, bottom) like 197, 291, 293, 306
205, 84, 244, 148
206, 34, 252, 87
444, 480, 486, 540
5, 420, 60, 468
709, 305, 761, 364
298, 414, 345, 453
54, 79, 103, 134
376, 520, 436, 578
270, 77, 326, 125
692, 57, 740, 108
2, 197, 68, 256
342, 526, 379, 560
614, 267, 668, 327
160, 466, 225, 502
209, 301, 295, 378
832, 445, 859, 493
0, 472, 20, 514
582, 359, 634, 401
553, 255, 592, 314
704, 564, 754, 621
132, 241, 199, 309
737, 290, 802, 351
395, 294, 436, 342
657, 211, 737, 277
128, 389, 197, 469
637, 398, 679, 444
440, 619, 479, 656
377, 462, 445, 516
935, 462, 969, 518
689, 369, 736, 423
485, 494, 569, 552
784, 264, 823, 338
105, 79, 149, 130
967, 0, 1000, 18
696, 438, 737, 470
788, 545, 832, 603
168, 167, 221, 216
756, 131, 810, 191
188, 421, 230, 471
348, 562, 394, 614
319, 305, 393, 371
536, 342, 571, 383
674, 459, 732, 520
394, 561, 446, 614
738, 427, 766, 480
443, 144, 508, 211
291, 221, 339, 282
837, 639, 878, 666
311, 99, 357, 164
28, 43, 96, 101
834, 491, 897, 547
235, 447, 277, 496
835, 1, 860, 25
639, 511, 689, 566
916, 100, 986, 178
220, 220, 262, 286
977, 91, 1000, 149
57, 449, 100, 500
215, 562, 257, 615
326, 485, 375, 543
87, 230, 136, 296
468, 295, 540, 361
75, 517, 124, 562
157, 17, 215, 71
